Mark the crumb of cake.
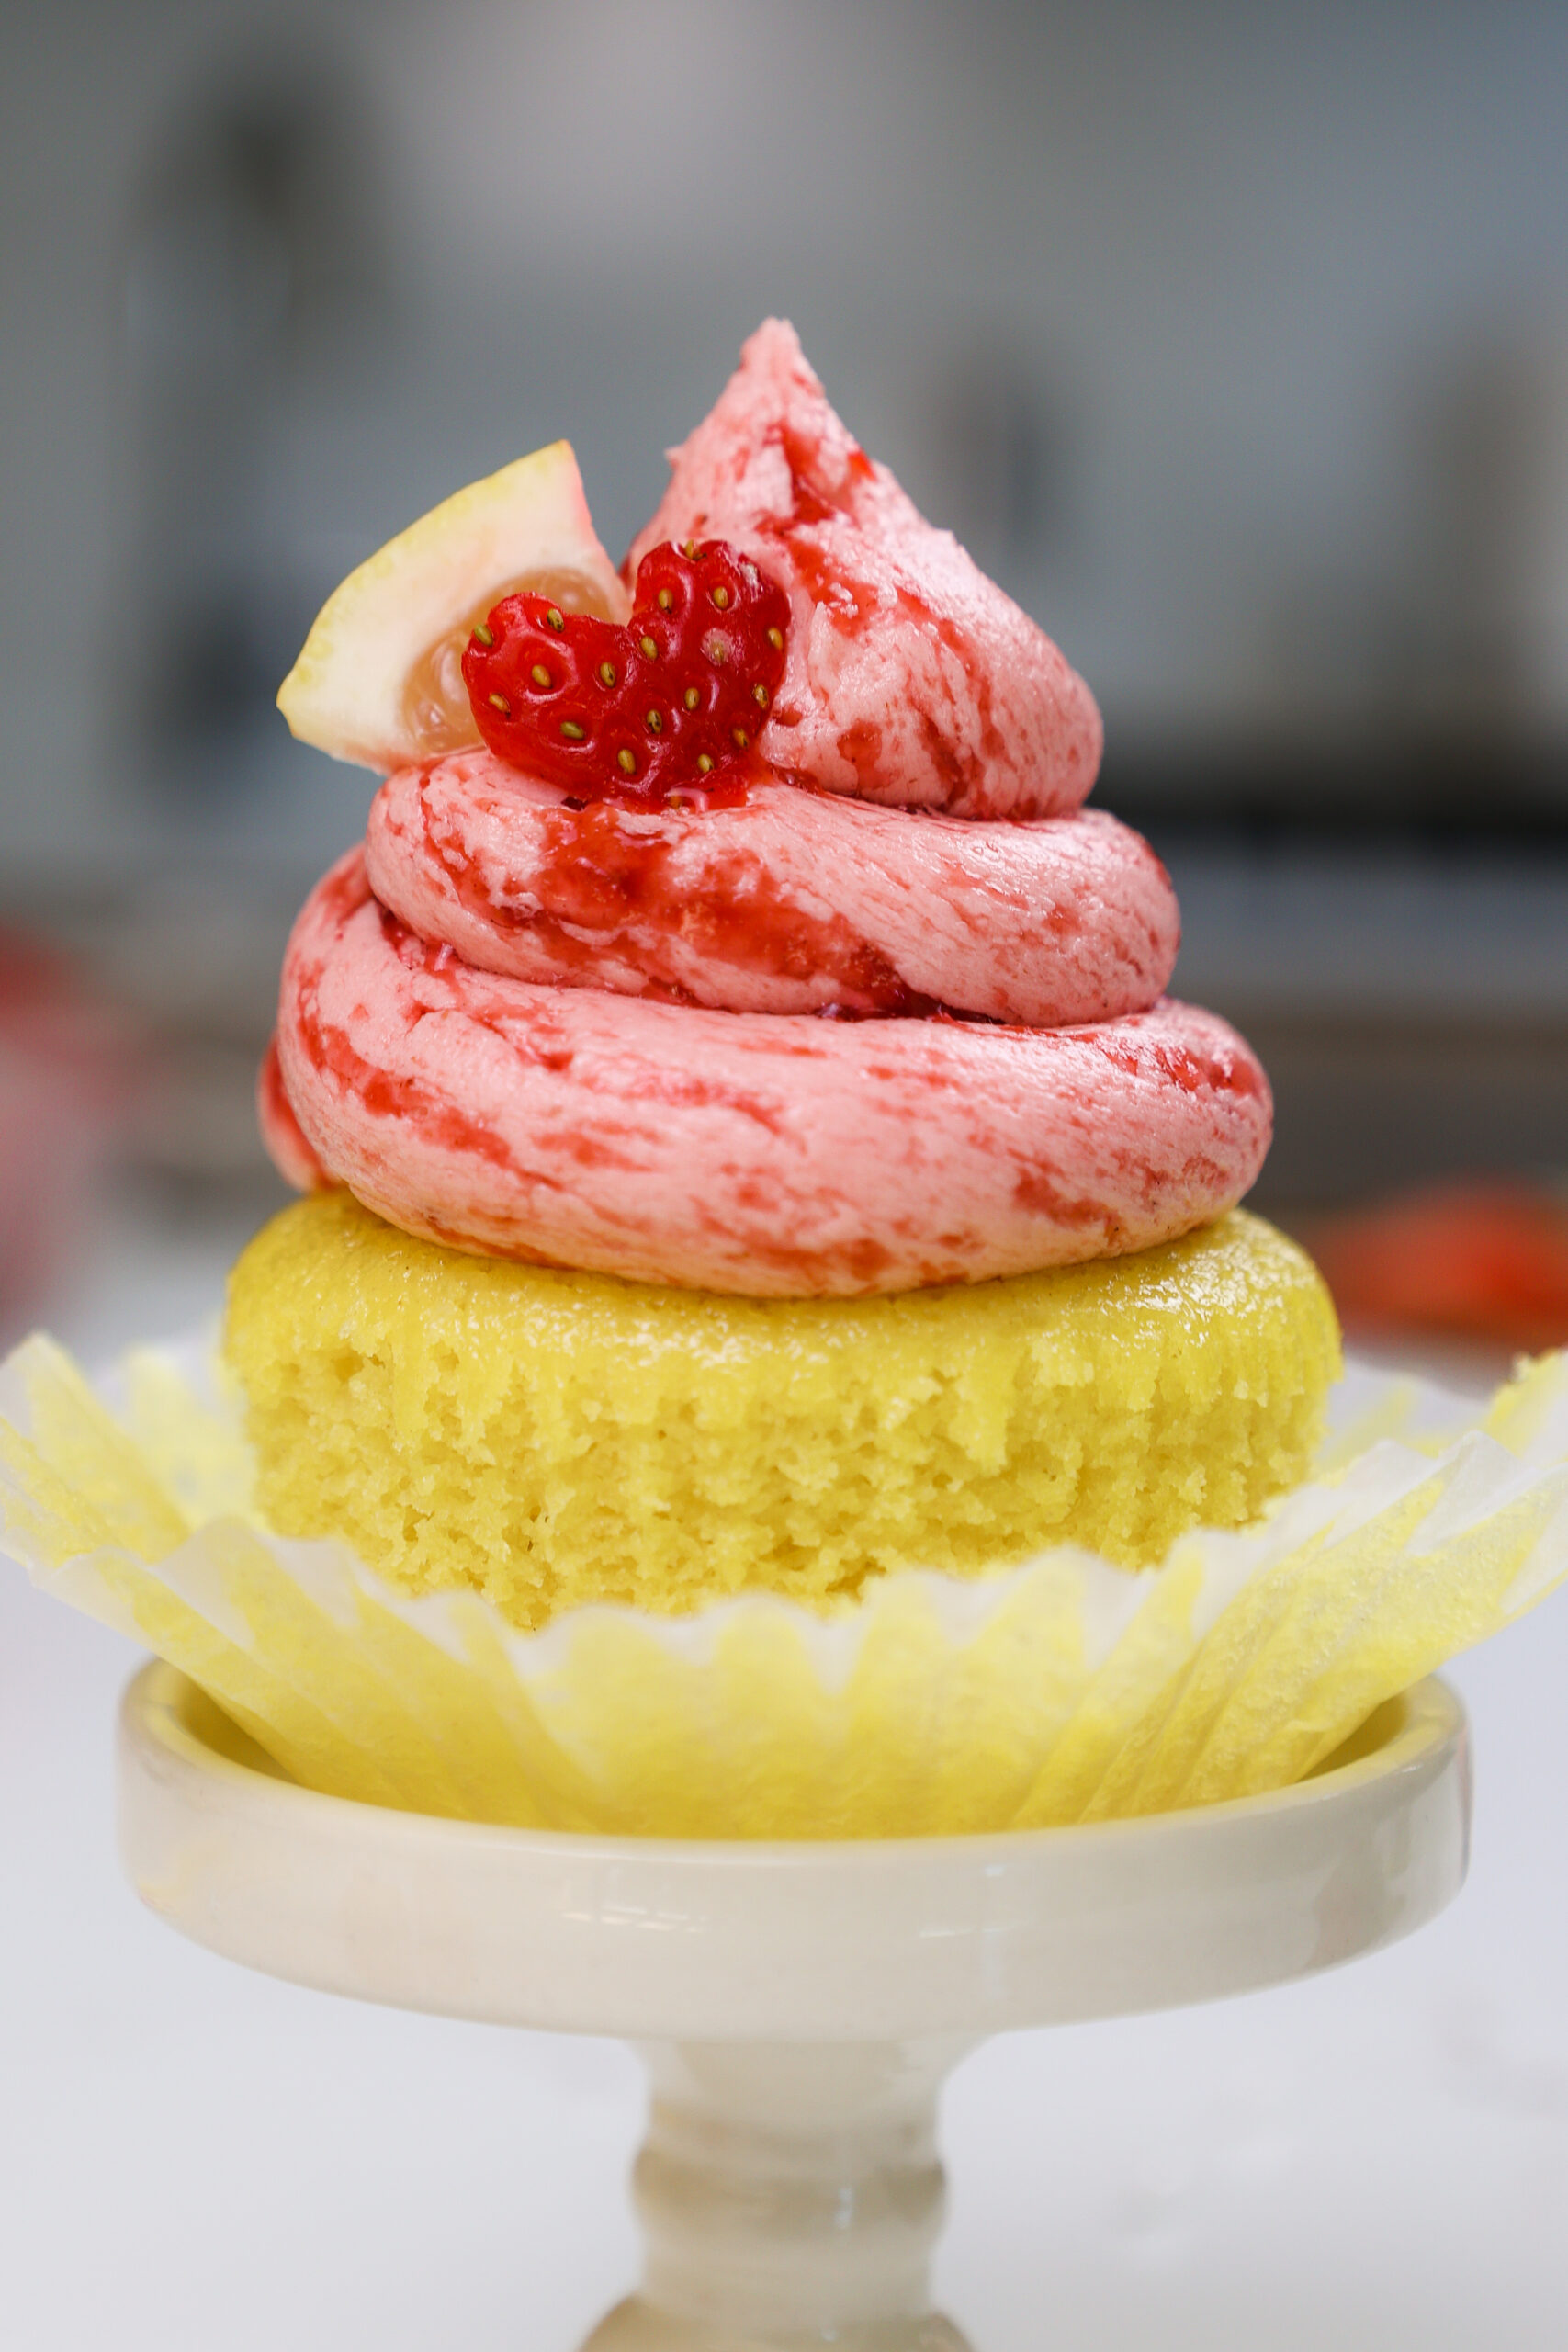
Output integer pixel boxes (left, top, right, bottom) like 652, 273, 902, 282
224, 1192, 1340, 1629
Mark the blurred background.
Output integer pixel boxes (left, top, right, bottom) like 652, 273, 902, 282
3, 0, 1568, 1366
4, 11, 1568, 2349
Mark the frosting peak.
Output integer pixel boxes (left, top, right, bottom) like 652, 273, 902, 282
628, 318, 1103, 820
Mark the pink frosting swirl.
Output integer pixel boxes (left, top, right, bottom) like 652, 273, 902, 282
364, 753, 1179, 1024
265, 322, 1271, 1295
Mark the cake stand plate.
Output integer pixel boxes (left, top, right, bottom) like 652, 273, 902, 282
118, 1664, 1470, 2350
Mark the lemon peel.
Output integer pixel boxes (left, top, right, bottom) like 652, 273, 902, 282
278, 440, 630, 772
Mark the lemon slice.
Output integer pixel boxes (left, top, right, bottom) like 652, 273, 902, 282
277, 440, 631, 773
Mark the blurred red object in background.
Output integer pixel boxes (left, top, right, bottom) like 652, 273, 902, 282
0, 931, 141, 1345
1301, 1180, 1568, 1354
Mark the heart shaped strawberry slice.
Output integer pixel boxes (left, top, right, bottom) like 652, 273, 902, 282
461, 539, 790, 804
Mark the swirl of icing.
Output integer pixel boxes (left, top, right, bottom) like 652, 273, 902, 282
264, 322, 1272, 1295
270, 847, 1269, 1296
365, 752, 1180, 1024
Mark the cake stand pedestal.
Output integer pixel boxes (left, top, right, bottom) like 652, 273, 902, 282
118, 1665, 1470, 2351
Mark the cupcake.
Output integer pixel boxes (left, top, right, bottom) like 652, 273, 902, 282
7, 323, 1563, 1838
232, 319, 1338, 1632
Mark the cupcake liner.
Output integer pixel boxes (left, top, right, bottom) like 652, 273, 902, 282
3, 1325, 1565, 1837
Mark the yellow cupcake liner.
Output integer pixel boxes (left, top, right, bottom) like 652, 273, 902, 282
4, 1327, 1565, 1837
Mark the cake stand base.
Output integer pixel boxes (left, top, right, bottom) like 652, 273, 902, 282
586, 2040, 974, 2349
118, 1667, 1469, 2351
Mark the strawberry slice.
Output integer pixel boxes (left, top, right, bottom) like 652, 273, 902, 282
461, 538, 790, 804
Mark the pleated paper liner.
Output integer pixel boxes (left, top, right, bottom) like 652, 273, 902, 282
3, 1328, 1564, 1838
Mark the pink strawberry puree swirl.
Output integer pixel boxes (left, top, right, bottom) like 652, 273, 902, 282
365, 752, 1180, 1024
263, 322, 1272, 1295
271, 848, 1268, 1295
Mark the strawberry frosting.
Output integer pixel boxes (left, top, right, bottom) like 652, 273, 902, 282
627, 321, 1102, 820
275, 850, 1267, 1295
265, 322, 1272, 1295
365, 752, 1179, 1024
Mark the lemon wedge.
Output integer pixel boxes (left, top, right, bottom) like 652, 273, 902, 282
277, 440, 631, 773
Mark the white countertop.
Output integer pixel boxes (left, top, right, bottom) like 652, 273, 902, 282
3, 1215, 1566, 2350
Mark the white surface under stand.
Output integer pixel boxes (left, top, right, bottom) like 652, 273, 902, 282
118, 1666, 1471, 2351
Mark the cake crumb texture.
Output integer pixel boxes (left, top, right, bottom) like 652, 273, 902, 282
224, 1193, 1340, 1629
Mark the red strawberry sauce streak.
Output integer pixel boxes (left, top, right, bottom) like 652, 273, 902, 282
420, 784, 931, 1015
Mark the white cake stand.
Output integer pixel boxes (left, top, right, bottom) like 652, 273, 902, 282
118, 1663, 1470, 2351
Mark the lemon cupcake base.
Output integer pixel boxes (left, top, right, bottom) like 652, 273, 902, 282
4, 1332, 1564, 1837
222, 1195, 1339, 1629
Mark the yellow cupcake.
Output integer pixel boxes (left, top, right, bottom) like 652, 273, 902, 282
224, 1193, 1340, 1630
